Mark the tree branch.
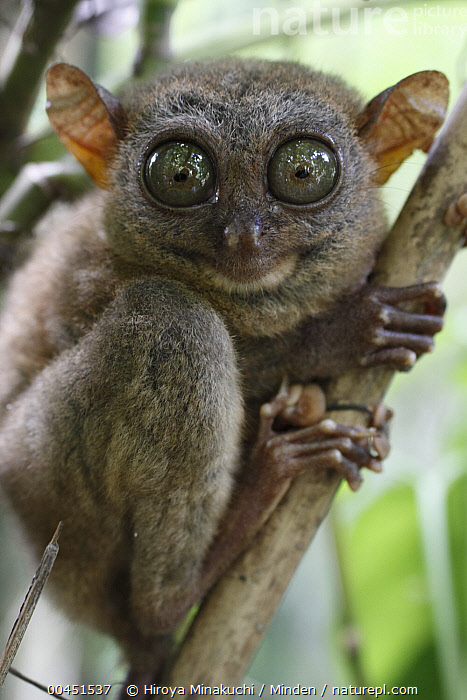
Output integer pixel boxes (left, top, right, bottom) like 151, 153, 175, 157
167, 80, 467, 686
0, 0, 81, 169
133, 0, 179, 79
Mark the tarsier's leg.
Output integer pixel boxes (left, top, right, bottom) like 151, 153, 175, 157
197, 381, 391, 599
0, 279, 243, 670
120, 382, 391, 696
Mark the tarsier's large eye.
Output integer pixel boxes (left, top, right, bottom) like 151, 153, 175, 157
268, 137, 339, 205
142, 140, 216, 207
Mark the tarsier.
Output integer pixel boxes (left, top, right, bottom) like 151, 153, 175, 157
0, 58, 463, 693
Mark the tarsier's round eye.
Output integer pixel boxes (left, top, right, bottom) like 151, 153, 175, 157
267, 138, 339, 205
142, 140, 216, 207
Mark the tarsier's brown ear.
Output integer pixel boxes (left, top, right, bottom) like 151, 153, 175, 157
46, 63, 128, 189
357, 70, 449, 185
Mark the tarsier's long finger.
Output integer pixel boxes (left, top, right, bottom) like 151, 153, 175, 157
274, 436, 375, 465
305, 450, 364, 491
372, 329, 435, 354
257, 376, 292, 438
382, 306, 444, 334
371, 282, 446, 314
361, 347, 417, 371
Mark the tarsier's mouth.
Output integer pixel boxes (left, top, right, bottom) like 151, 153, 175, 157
203, 253, 298, 294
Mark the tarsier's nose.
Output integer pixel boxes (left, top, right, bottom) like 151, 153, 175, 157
223, 215, 262, 251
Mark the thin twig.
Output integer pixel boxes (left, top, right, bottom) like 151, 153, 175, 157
8, 667, 70, 699
0, 522, 63, 687
167, 81, 467, 686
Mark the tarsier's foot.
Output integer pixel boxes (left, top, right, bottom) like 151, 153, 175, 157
253, 381, 391, 491
357, 282, 445, 371
444, 192, 467, 229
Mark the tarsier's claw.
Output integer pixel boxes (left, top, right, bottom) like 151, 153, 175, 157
255, 383, 392, 491
361, 347, 418, 371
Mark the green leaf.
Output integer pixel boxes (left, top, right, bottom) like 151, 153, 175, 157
336, 486, 438, 686
447, 474, 467, 659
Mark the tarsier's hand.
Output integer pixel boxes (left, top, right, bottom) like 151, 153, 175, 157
353, 282, 446, 371
251, 382, 391, 491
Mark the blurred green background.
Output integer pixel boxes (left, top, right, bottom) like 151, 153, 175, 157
0, 1, 466, 698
